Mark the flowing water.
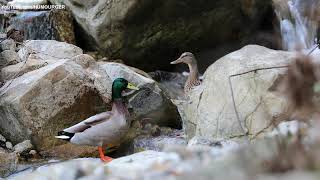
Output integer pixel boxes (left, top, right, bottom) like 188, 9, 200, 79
273, 0, 320, 51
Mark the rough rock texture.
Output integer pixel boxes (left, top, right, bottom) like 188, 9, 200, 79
50, 0, 274, 71
0, 39, 16, 51
13, 140, 33, 154
95, 62, 180, 127
18, 40, 83, 62
133, 129, 186, 152
172, 85, 204, 139
0, 152, 18, 177
0, 50, 20, 69
9, 133, 320, 180
9, 10, 75, 44
183, 45, 297, 139
0, 40, 179, 152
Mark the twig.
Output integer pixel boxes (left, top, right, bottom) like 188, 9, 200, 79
228, 65, 289, 134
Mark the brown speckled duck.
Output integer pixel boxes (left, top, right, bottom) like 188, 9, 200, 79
171, 52, 201, 93
55, 78, 139, 162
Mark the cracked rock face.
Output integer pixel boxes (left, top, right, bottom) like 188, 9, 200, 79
187, 45, 297, 140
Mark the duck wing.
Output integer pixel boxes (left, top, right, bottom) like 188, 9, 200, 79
64, 111, 113, 133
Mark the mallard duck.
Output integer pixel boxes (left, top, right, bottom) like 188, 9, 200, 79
171, 52, 201, 93
55, 78, 139, 162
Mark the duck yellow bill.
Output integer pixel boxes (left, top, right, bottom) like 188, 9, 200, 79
127, 82, 139, 90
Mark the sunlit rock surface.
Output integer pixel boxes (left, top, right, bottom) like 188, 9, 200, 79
182, 45, 297, 139
0, 40, 179, 153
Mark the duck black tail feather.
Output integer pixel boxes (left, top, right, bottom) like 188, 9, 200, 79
55, 131, 75, 141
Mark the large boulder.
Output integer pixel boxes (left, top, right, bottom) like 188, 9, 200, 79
50, 0, 273, 71
183, 45, 297, 139
8, 9, 75, 44
0, 40, 179, 152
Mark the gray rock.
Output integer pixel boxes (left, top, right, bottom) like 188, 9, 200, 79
0, 134, 5, 142
0, 152, 18, 178
50, 0, 273, 71
18, 40, 83, 62
13, 140, 33, 154
5, 142, 12, 149
182, 45, 297, 140
0, 49, 179, 153
0, 54, 53, 82
0, 39, 16, 51
133, 130, 186, 152
0, 50, 20, 68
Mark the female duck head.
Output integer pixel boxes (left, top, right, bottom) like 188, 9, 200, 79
112, 78, 139, 100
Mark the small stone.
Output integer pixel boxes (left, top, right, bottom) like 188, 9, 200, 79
14, 140, 33, 154
0, 134, 6, 142
5, 142, 13, 149
0, 39, 16, 51
29, 150, 37, 155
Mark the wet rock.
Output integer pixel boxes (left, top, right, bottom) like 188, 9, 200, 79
0, 39, 16, 51
0, 152, 18, 177
9, 9, 75, 44
0, 50, 20, 68
13, 140, 33, 154
185, 45, 296, 140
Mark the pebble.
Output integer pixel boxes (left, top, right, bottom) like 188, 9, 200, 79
6, 141, 13, 149
0, 134, 6, 142
14, 140, 33, 153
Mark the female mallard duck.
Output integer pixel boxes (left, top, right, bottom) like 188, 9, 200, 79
55, 78, 139, 162
171, 52, 201, 93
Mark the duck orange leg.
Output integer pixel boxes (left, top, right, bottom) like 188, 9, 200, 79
98, 146, 113, 162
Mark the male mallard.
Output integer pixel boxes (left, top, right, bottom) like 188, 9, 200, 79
55, 78, 139, 162
171, 52, 201, 93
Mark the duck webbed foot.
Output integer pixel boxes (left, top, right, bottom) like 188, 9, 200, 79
98, 146, 113, 162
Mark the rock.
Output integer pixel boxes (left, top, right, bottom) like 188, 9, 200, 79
94, 62, 181, 127
0, 54, 52, 82
9, 10, 75, 44
0, 58, 108, 151
5, 142, 13, 149
184, 45, 296, 140
13, 140, 33, 154
8, 151, 180, 179
0, 134, 5, 142
0, 39, 16, 51
18, 40, 82, 62
133, 130, 186, 152
51, 0, 274, 71
149, 70, 186, 100
0, 152, 18, 177
0, 43, 179, 153
39, 143, 98, 159
172, 85, 204, 139
0, 50, 20, 68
